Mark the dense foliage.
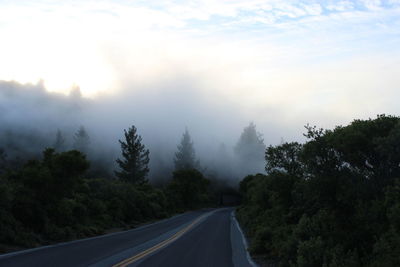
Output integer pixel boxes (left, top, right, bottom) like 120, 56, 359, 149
0, 149, 213, 253
237, 115, 400, 266
166, 169, 211, 211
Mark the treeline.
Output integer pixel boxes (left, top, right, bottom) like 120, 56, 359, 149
0, 126, 215, 252
237, 115, 400, 266
0, 125, 116, 179
1, 120, 268, 184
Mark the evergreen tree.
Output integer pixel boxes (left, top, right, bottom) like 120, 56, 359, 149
73, 126, 90, 153
53, 129, 66, 151
234, 122, 266, 176
115, 125, 150, 184
234, 122, 266, 161
174, 128, 199, 170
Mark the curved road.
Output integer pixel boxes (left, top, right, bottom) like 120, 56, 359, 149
0, 208, 255, 267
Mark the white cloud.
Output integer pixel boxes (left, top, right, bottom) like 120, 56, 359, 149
326, 1, 354, 11
360, 0, 382, 10
302, 3, 322, 15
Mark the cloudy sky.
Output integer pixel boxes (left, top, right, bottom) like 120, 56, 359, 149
1, 0, 400, 143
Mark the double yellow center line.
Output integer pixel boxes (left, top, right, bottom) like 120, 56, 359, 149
113, 212, 210, 267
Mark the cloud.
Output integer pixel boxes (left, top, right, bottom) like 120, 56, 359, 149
360, 0, 382, 10
326, 1, 355, 11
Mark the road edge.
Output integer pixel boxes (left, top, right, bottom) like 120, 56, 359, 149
0, 211, 191, 260
231, 210, 258, 267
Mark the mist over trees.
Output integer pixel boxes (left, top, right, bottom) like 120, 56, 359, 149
0, 125, 213, 252
53, 129, 66, 152
234, 122, 266, 177
0, 80, 270, 184
2, 79, 400, 265
174, 129, 200, 171
73, 126, 90, 154
0, 81, 270, 252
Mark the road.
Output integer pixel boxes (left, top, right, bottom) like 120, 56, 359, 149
0, 208, 255, 267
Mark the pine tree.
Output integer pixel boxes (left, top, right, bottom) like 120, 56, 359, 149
234, 122, 266, 176
53, 129, 66, 151
115, 126, 150, 184
73, 126, 90, 153
174, 128, 199, 170
234, 122, 266, 161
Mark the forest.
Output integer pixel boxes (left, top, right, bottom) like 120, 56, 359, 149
237, 114, 400, 266
0, 120, 260, 252
1, 82, 399, 266
1, 0, 400, 264
0, 127, 203, 252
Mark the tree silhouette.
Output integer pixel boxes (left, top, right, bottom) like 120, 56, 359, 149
115, 126, 150, 184
174, 128, 199, 170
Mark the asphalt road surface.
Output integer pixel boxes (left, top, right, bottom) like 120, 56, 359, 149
0, 208, 255, 267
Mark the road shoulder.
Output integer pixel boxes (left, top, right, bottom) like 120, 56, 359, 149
230, 210, 257, 267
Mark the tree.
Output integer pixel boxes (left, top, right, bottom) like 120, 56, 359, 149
234, 122, 266, 175
235, 122, 266, 160
53, 129, 66, 151
115, 126, 150, 184
174, 128, 200, 170
265, 142, 303, 176
73, 126, 90, 153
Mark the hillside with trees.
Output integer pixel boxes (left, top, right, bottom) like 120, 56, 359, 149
2, 97, 400, 265
0, 125, 215, 253
237, 115, 400, 266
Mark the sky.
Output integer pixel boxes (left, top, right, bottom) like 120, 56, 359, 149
1, 0, 400, 145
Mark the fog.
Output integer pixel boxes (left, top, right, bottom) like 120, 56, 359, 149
0, 54, 393, 185
0, 78, 274, 184
2, 0, 400, 186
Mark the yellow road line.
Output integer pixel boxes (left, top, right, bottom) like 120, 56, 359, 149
113, 212, 210, 267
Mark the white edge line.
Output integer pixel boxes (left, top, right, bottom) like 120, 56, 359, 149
0, 211, 192, 260
232, 210, 258, 267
